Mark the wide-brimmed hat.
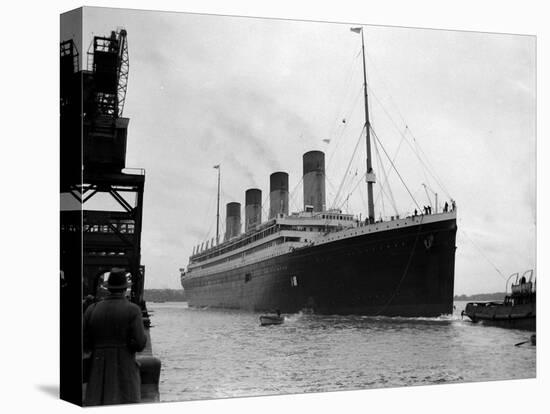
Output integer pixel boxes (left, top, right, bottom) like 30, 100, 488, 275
104, 268, 132, 289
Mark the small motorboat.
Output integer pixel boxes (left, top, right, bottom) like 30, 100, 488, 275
260, 312, 284, 326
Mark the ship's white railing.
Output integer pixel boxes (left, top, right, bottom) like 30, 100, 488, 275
187, 211, 458, 279
186, 210, 457, 276
312, 210, 456, 247
187, 228, 324, 273
186, 240, 307, 279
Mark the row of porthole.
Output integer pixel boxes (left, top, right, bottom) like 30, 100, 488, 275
222, 248, 291, 269
196, 234, 414, 274
195, 227, 431, 276
197, 245, 281, 271
313, 241, 409, 261
188, 264, 290, 287
199, 219, 419, 264
319, 221, 413, 245
189, 232, 439, 285
204, 219, 412, 266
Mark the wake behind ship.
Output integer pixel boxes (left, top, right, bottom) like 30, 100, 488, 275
180, 27, 457, 316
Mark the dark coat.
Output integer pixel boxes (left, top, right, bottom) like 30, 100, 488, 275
83, 293, 147, 406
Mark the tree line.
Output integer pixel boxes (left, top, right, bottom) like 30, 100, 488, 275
453, 292, 507, 301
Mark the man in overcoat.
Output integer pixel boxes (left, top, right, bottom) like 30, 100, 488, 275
83, 269, 147, 406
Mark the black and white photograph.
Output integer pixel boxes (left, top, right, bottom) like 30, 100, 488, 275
5, 1, 547, 413
59, 4, 538, 407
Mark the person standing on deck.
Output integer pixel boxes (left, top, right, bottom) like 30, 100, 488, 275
83, 269, 147, 406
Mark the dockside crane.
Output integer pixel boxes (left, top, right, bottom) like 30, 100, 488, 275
60, 28, 160, 403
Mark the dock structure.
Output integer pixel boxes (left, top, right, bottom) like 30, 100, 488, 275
60, 28, 160, 404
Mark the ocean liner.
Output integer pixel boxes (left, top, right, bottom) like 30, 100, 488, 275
180, 27, 457, 316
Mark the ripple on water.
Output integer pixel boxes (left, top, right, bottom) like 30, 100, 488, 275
149, 302, 535, 402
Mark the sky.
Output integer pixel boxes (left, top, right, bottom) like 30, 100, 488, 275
62, 7, 536, 294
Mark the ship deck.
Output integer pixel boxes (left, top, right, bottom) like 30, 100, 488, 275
183, 210, 457, 281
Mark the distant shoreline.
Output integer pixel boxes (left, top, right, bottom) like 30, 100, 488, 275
143, 289, 507, 303
454, 292, 507, 301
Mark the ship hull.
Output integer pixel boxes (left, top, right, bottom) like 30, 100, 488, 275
182, 217, 457, 316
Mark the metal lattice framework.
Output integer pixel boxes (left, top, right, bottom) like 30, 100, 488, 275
116, 30, 129, 117
67, 169, 146, 304
60, 40, 79, 111
60, 39, 79, 71
86, 29, 129, 118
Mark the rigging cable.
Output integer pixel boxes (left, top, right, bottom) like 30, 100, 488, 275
327, 86, 363, 171
261, 191, 270, 219
459, 228, 507, 280
407, 187, 424, 214
411, 131, 452, 199
331, 125, 366, 209
199, 186, 217, 243
337, 169, 366, 211
288, 175, 304, 212
364, 47, 452, 199
338, 166, 361, 210
325, 174, 339, 207
371, 127, 421, 212
326, 48, 362, 143
372, 126, 398, 216
365, 49, 415, 139
367, 76, 452, 200
373, 126, 406, 211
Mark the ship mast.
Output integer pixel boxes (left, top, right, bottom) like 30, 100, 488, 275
352, 27, 376, 223
214, 164, 220, 245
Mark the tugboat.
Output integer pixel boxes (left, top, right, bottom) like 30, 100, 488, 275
462, 270, 535, 331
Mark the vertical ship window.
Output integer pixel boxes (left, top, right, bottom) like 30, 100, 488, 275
245, 273, 251, 283
291, 276, 298, 287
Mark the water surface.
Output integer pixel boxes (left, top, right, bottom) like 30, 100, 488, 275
148, 301, 535, 402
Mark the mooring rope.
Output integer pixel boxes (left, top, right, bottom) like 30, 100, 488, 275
459, 228, 507, 280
